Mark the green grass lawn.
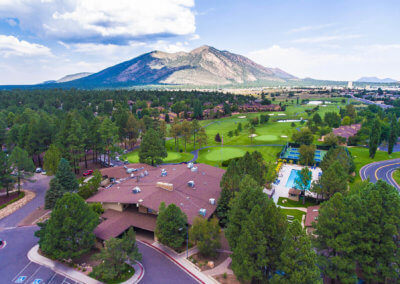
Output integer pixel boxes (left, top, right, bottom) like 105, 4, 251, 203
196, 146, 281, 167
348, 147, 400, 183
392, 169, 400, 185
123, 150, 193, 164
166, 102, 342, 153
279, 208, 306, 223
277, 197, 319, 208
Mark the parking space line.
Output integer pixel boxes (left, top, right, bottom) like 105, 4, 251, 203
25, 266, 41, 284
48, 272, 57, 284
12, 261, 32, 282
61, 276, 67, 284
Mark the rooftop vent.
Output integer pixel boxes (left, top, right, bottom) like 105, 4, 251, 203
132, 186, 141, 194
191, 166, 198, 172
157, 182, 173, 191
144, 170, 149, 176
199, 208, 207, 217
187, 162, 194, 169
209, 198, 215, 205
188, 181, 195, 187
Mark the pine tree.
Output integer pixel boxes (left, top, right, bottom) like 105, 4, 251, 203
55, 158, 78, 192
9, 146, 35, 193
36, 193, 99, 260
189, 217, 221, 258
319, 160, 348, 199
271, 220, 321, 283
44, 178, 64, 209
388, 114, 398, 154
226, 175, 286, 281
0, 150, 13, 196
369, 118, 381, 158
43, 144, 62, 175
139, 128, 167, 166
91, 227, 142, 282
313, 193, 356, 283
155, 202, 187, 249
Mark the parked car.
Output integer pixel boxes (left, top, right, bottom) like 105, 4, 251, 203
35, 168, 42, 173
124, 160, 129, 165
83, 170, 94, 176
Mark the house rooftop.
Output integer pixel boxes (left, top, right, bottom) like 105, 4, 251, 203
305, 205, 320, 227
87, 163, 225, 225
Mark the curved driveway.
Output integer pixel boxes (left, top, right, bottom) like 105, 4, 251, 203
0, 174, 198, 283
359, 158, 400, 191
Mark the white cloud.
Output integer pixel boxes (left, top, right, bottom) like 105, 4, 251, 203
248, 44, 400, 81
289, 23, 335, 33
0, 0, 196, 43
0, 35, 52, 57
148, 40, 189, 53
292, 34, 361, 43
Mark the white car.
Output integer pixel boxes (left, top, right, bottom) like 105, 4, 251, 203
35, 168, 42, 173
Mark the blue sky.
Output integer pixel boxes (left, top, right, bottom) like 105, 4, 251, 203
0, 0, 399, 84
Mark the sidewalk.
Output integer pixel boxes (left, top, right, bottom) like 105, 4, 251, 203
28, 245, 101, 284
140, 240, 219, 284
28, 245, 144, 284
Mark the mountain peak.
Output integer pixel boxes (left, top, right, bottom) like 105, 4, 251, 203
56, 45, 296, 88
190, 45, 213, 53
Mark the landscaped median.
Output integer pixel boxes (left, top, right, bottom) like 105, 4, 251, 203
27, 244, 144, 284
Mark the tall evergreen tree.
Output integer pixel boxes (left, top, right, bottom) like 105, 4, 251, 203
36, 193, 99, 260
319, 160, 348, 199
388, 114, 398, 154
9, 146, 35, 193
43, 144, 62, 175
369, 118, 381, 158
155, 202, 188, 249
0, 150, 13, 196
226, 175, 287, 281
139, 128, 167, 166
271, 220, 321, 284
55, 158, 78, 192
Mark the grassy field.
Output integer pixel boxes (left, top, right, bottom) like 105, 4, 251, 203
279, 208, 306, 223
166, 101, 343, 154
123, 150, 193, 164
348, 147, 400, 182
392, 169, 400, 185
196, 146, 282, 167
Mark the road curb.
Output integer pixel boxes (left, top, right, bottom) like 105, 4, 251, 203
139, 240, 216, 284
27, 244, 101, 284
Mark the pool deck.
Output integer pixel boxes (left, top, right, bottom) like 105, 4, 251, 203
267, 164, 322, 204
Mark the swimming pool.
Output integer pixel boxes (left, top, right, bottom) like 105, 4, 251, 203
285, 169, 311, 190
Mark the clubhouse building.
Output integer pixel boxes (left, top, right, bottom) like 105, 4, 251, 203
87, 163, 225, 241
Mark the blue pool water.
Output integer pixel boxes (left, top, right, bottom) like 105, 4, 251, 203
285, 169, 311, 190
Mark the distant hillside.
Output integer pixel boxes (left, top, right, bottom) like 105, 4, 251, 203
356, 76, 398, 83
56, 72, 93, 83
56, 45, 297, 88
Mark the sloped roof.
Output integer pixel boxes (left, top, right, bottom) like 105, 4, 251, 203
87, 163, 225, 225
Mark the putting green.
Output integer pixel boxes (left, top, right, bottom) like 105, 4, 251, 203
204, 147, 247, 161
254, 135, 279, 141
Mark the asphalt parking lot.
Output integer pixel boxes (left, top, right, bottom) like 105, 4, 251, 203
0, 227, 78, 284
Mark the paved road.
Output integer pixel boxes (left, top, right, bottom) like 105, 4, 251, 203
0, 226, 78, 284
0, 174, 199, 284
359, 158, 400, 190
0, 174, 51, 229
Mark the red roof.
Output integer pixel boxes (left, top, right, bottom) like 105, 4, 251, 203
305, 205, 320, 227
332, 124, 361, 139
87, 163, 225, 225
94, 209, 157, 240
